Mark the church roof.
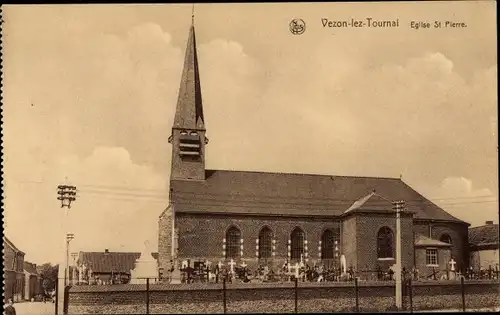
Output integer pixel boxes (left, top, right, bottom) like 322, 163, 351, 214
173, 23, 205, 131
78, 251, 159, 274
344, 192, 394, 213
414, 234, 452, 247
469, 223, 499, 247
170, 169, 468, 224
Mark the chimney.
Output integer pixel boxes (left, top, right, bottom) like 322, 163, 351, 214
485, 221, 494, 225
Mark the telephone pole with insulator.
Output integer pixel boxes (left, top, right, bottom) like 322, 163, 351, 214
57, 184, 77, 286
71, 252, 79, 285
393, 200, 406, 310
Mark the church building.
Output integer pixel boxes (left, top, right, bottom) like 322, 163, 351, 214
158, 22, 470, 280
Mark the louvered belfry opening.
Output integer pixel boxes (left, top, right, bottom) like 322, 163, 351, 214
179, 131, 201, 159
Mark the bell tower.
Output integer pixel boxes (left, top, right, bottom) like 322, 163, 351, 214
168, 18, 208, 181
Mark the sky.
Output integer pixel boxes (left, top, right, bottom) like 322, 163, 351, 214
2, 2, 498, 265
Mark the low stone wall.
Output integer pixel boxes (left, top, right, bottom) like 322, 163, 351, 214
67, 280, 500, 314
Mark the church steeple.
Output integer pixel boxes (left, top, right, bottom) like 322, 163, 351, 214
173, 17, 205, 131
169, 17, 207, 181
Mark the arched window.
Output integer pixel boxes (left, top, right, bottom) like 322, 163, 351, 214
377, 227, 394, 259
321, 229, 337, 259
291, 227, 305, 261
259, 227, 273, 259
440, 234, 452, 244
226, 226, 241, 259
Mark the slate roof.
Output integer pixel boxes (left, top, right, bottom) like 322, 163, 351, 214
170, 170, 467, 224
415, 234, 452, 247
469, 223, 499, 247
173, 24, 205, 131
344, 192, 394, 213
23, 261, 38, 275
78, 252, 159, 274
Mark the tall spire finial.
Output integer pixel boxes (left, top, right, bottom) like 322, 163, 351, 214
191, 4, 195, 25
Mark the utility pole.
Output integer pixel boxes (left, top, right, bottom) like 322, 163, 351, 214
71, 253, 78, 285
57, 184, 77, 286
66, 234, 75, 285
393, 200, 406, 310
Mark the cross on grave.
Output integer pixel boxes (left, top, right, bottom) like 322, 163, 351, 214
449, 259, 457, 271
241, 261, 247, 268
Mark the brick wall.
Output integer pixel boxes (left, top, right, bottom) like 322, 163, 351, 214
413, 220, 469, 270
170, 129, 206, 181
3, 242, 26, 302
3, 242, 16, 271
354, 213, 414, 271
4, 270, 25, 303
415, 247, 451, 279
341, 216, 357, 268
158, 207, 173, 275
430, 222, 469, 270
67, 280, 500, 314
168, 213, 469, 274
175, 213, 340, 269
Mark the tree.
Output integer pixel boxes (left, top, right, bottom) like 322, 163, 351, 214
38, 263, 59, 293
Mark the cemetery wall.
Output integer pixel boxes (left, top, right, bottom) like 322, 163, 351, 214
67, 280, 500, 314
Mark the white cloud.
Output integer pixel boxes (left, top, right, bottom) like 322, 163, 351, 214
417, 177, 497, 227
4, 147, 167, 264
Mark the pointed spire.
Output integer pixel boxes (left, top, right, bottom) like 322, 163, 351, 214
173, 17, 205, 131
191, 4, 195, 25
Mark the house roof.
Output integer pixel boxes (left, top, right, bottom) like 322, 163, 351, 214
170, 170, 467, 224
415, 234, 452, 247
78, 251, 159, 274
469, 223, 499, 247
24, 262, 38, 275
3, 236, 25, 255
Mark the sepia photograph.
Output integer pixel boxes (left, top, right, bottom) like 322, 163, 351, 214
1, 1, 498, 314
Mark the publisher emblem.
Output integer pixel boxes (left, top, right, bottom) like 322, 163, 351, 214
290, 18, 306, 35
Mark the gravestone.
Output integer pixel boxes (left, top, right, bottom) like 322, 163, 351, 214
229, 259, 236, 274
448, 258, 457, 280
130, 240, 158, 284
449, 259, 456, 271
340, 255, 347, 274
